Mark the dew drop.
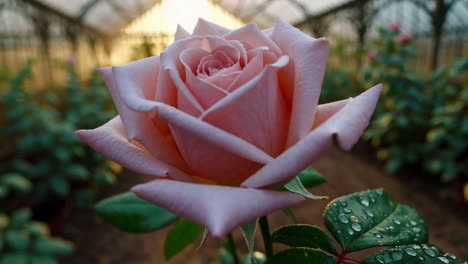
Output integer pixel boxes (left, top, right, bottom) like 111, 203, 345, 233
445, 253, 457, 260
359, 196, 370, 206
351, 222, 362, 232
412, 227, 421, 233
365, 210, 374, 217
412, 245, 421, 250
409, 220, 417, 226
374, 233, 383, 238
350, 215, 359, 222
344, 208, 352, 214
347, 228, 355, 235
424, 248, 436, 257
376, 256, 385, 263
438, 256, 449, 263
393, 219, 401, 225
404, 247, 417, 256
376, 189, 384, 195
419, 256, 425, 261
339, 214, 350, 223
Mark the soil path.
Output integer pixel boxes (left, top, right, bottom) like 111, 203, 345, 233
61, 147, 468, 263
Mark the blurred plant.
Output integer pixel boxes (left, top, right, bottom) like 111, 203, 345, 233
0, 62, 119, 210
131, 36, 156, 61
362, 26, 432, 173
0, 208, 74, 264
425, 59, 468, 182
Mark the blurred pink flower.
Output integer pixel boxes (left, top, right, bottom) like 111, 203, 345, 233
368, 51, 377, 61
76, 19, 382, 237
396, 33, 413, 44
389, 23, 400, 32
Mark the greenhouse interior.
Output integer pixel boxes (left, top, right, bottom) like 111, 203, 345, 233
0, 0, 467, 263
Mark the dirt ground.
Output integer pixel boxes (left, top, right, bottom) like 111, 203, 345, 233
61, 146, 468, 264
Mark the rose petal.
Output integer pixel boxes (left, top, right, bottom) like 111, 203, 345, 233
175, 24, 191, 40
98, 67, 188, 169
192, 18, 231, 36
201, 56, 290, 157
227, 46, 275, 92
111, 56, 159, 113
242, 84, 382, 188
313, 98, 351, 129
159, 36, 238, 115
271, 19, 330, 148
154, 103, 274, 185
75, 116, 194, 182
131, 179, 305, 237
224, 23, 282, 57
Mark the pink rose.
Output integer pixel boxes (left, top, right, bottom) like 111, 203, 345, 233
396, 33, 413, 44
367, 51, 377, 62
76, 19, 381, 237
389, 22, 400, 32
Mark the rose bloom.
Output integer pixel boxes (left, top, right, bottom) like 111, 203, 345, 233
367, 51, 377, 62
389, 22, 400, 32
396, 33, 413, 44
77, 19, 381, 237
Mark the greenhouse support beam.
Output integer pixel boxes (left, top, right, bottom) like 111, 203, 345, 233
22, 0, 107, 38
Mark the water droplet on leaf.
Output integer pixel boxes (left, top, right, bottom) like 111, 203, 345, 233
339, 214, 350, 223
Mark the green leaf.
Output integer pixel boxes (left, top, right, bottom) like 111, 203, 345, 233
271, 225, 337, 254
30, 255, 57, 264
49, 176, 69, 197
241, 219, 258, 262
324, 189, 428, 252
266, 248, 336, 264
164, 219, 203, 260
27, 222, 49, 237
95, 192, 177, 233
363, 244, 464, 264
283, 177, 327, 200
1, 173, 32, 193
5, 230, 29, 251
34, 238, 74, 256
296, 167, 326, 188
0, 253, 29, 264
10, 209, 31, 228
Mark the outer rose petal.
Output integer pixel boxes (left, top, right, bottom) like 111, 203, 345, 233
175, 25, 191, 40
75, 116, 194, 182
271, 19, 330, 148
313, 98, 351, 129
242, 84, 383, 188
98, 67, 188, 170
131, 179, 305, 237
192, 18, 231, 36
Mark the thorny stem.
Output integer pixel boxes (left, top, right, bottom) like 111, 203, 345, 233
227, 233, 240, 264
259, 216, 274, 259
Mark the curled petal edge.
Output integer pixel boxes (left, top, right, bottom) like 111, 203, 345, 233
241, 84, 383, 188
131, 179, 305, 237
75, 116, 194, 182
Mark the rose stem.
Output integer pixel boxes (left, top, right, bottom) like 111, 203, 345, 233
259, 216, 274, 259
227, 233, 240, 264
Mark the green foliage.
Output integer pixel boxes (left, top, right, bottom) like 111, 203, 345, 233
0, 63, 118, 207
424, 59, 468, 181
269, 189, 464, 263
364, 244, 464, 264
362, 27, 431, 174
0, 209, 74, 263
164, 219, 204, 260
95, 192, 178, 233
